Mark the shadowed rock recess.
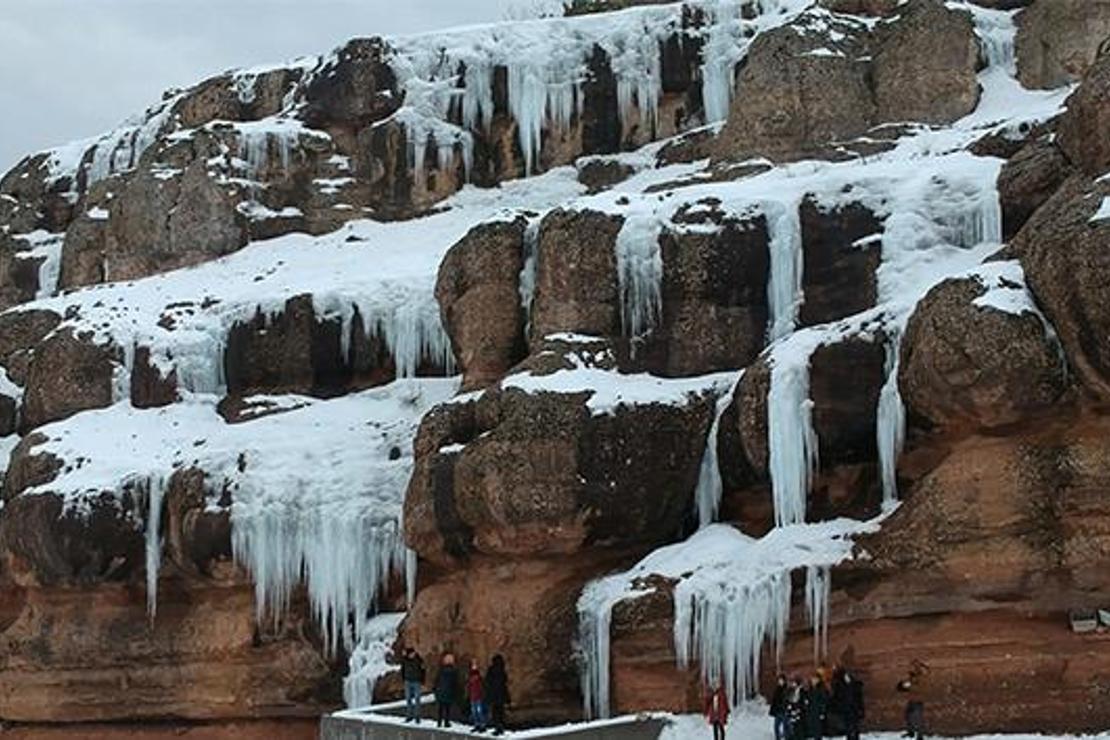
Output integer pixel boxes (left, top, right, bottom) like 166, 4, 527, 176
0, 0, 1109, 737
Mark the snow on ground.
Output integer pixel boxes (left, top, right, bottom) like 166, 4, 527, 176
21, 378, 457, 652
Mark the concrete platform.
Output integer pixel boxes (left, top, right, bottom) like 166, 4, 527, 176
320, 698, 669, 740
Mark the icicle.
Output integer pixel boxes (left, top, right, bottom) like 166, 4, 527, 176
767, 200, 804, 342
876, 334, 906, 509
142, 475, 169, 621
359, 300, 457, 380
804, 565, 831, 664
578, 597, 616, 720
674, 570, 792, 706
767, 346, 818, 528
462, 61, 495, 133
519, 217, 542, 336
615, 212, 663, 343
694, 373, 744, 529
508, 63, 549, 176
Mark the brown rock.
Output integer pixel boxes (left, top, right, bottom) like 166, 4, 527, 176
0, 308, 60, 386
997, 134, 1073, 239
648, 208, 770, 375
435, 219, 527, 391
1016, 0, 1110, 90
1057, 53, 1110, 176
404, 347, 713, 566
1016, 175, 1110, 401
529, 209, 624, 343
798, 197, 883, 327
21, 328, 118, 432
302, 38, 400, 129
576, 158, 635, 194
716, 10, 875, 161
130, 346, 179, 409
872, 0, 981, 125
899, 273, 1067, 430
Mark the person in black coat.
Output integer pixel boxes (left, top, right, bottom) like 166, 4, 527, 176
770, 674, 790, 740
484, 654, 511, 736
786, 676, 806, 740
434, 652, 460, 728
803, 674, 829, 740
400, 647, 426, 723
831, 666, 865, 740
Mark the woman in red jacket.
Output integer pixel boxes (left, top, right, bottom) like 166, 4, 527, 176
466, 659, 487, 732
705, 682, 730, 740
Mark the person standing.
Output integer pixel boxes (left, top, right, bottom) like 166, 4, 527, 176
804, 673, 829, 740
400, 646, 426, 723
484, 654, 511, 736
897, 663, 927, 740
434, 652, 460, 728
770, 674, 790, 740
832, 666, 865, 740
786, 677, 806, 740
467, 658, 488, 732
704, 682, 730, 740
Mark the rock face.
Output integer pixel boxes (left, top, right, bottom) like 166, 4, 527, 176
436, 219, 528, 390
1017, 176, 1110, 401
1015, 0, 1110, 90
20, 329, 117, 432
716, 0, 980, 161
997, 134, 1074, 239
1057, 53, 1110, 176
899, 273, 1067, 430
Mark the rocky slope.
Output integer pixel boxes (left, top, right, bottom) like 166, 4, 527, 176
0, 0, 1109, 736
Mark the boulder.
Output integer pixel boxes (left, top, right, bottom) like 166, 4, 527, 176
404, 342, 713, 566
899, 273, 1067, 430
1057, 54, 1110, 176
1016, 176, 1110, 401
798, 197, 883, 327
872, 0, 981, 125
0, 308, 60, 386
435, 218, 528, 391
20, 328, 118, 432
301, 38, 400, 129
715, 10, 875, 161
997, 135, 1074, 239
529, 209, 624, 343
1015, 0, 1110, 90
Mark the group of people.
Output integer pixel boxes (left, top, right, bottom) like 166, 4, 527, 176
400, 647, 511, 735
705, 663, 928, 740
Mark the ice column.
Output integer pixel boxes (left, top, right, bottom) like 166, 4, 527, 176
804, 565, 831, 664
767, 200, 804, 342
876, 334, 906, 509
694, 373, 744, 529
767, 346, 818, 528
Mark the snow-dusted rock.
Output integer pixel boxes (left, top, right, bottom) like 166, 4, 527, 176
898, 265, 1067, 430
1057, 52, 1110, 176
997, 132, 1073, 238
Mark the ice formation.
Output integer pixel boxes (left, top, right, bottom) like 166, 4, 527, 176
579, 521, 873, 717
803, 565, 831, 664
766, 200, 804, 342
519, 215, 542, 333
766, 336, 820, 529
344, 612, 406, 709
615, 211, 664, 342
876, 335, 906, 508
19, 379, 457, 653
693, 372, 744, 529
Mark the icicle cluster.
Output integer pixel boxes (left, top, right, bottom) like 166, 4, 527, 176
767, 346, 819, 529
804, 565, 831, 664
615, 212, 663, 342
333, 297, 457, 380
344, 612, 406, 708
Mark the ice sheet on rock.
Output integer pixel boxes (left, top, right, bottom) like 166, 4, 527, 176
876, 333, 905, 509
10, 230, 65, 300
19, 378, 457, 652
6, 165, 586, 397
766, 331, 822, 529
766, 198, 804, 342
578, 519, 876, 717
344, 611, 405, 709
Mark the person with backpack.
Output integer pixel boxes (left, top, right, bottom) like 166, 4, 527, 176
466, 658, 488, 732
400, 646, 426, 723
770, 674, 790, 740
434, 652, 460, 728
704, 682, 730, 740
484, 654, 511, 736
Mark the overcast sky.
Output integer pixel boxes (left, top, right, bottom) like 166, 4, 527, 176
0, 0, 562, 172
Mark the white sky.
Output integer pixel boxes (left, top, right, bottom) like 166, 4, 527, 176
0, 0, 561, 173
